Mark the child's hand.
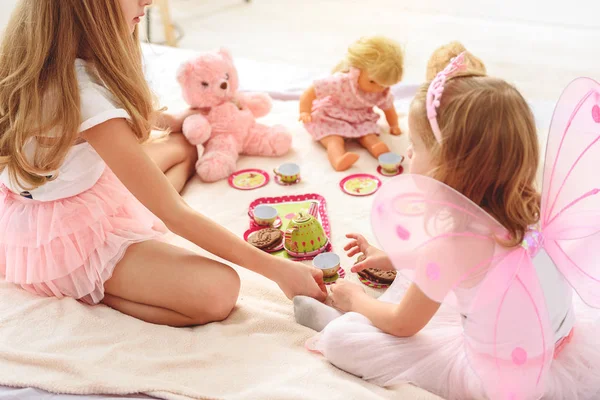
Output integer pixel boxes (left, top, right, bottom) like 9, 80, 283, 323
276, 260, 327, 302
328, 279, 367, 312
299, 112, 312, 123
345, 233, 394, 273
390, 125, 402, 135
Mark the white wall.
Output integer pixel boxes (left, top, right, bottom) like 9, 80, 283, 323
0, 0, 18, 35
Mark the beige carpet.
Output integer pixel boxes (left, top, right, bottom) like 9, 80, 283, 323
0, 45, 443, 400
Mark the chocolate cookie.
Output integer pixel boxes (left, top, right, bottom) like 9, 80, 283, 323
247, 228, 282, 250
355, 255, 397, 284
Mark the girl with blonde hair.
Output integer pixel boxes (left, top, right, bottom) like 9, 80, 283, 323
299, 36, 404, 171
0, 0, 326, 327
296, 54, 600, 399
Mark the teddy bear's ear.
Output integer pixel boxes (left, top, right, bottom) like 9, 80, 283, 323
218, 47, 233, 62
176, 60, 195, 85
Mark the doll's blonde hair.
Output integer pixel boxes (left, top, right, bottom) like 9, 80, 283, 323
333, 36, 404, 86
426, 41, 486, 81
410, 72, 540, 247
0, 0, 157, 191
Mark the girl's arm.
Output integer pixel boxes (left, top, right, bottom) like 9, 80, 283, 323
331, 280, 440, 337
82, 118, 327, 301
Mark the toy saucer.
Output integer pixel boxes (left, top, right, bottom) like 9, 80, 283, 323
339, 174, 382, 197
274, 175, 302, 186
323, 267, 346, 285
243, 227, 285, 253
284, 242, 329, 258
377, 165, 404, 177
229, 169, 269, 190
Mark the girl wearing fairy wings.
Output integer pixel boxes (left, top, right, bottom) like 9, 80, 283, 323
295, 53, 600, 399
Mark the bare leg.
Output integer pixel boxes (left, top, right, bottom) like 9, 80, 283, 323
144, 133, 198, 193
358, 134, 389, 158
102, 240, 240, 327
319, 135, 359, 171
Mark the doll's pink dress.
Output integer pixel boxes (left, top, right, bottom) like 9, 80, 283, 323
0, 59, 167, 305
304, 68, 394, 141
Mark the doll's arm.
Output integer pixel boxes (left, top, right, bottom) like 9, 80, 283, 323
383, 107, 402, 135
236, 92, 272, 118
299, 86, 317, 123
351, 283, 440, 337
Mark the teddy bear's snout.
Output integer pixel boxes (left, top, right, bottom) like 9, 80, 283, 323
220, 82, 228, 90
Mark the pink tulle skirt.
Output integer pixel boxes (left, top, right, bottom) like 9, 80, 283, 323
0, 167, 167, 305
309, 279, 600, 400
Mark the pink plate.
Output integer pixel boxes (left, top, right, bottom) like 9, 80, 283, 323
358, 275, 391, 289
377, 165, 404, 177
339, 174, 382, 197
228, 169, 269, 190
244, 227, 285, 253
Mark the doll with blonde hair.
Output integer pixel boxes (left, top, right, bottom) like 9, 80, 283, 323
426, 41, 486, 81
299, 36, 404, 171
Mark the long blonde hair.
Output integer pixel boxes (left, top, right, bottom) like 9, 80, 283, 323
0, 0, 156, 190
333, 36, 404, 87
411, 73, 540, 246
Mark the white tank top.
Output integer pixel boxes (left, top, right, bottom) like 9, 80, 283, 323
0, 59, 130, 201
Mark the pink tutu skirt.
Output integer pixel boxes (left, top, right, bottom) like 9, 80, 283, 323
309, 279, 600, 399
0, 168, 167, 305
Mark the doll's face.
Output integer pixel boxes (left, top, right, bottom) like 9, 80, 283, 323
407, 111, 435, 175
357, 70, 388, 93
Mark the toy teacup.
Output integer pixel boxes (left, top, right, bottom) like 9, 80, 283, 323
312, 252, 340, 278
250, 205, 278, 226
378, 152, 404, 174
273, 163, 300, 184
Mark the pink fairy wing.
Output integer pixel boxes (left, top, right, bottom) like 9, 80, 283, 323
464, 251, 554, 400
540, 77, 600, 307
371, 174, 553, 399
371, 174, 511, 305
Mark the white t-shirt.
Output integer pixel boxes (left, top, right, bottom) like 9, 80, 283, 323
0, 59, 130, 201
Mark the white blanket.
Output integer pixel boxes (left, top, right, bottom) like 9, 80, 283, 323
0, 46, 442, 400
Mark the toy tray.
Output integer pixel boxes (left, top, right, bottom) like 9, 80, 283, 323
247, 193, 332, 261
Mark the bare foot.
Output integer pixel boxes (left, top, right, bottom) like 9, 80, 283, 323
332, 152, 360, 171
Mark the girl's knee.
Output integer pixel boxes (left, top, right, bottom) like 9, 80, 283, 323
190, 264, 240, 324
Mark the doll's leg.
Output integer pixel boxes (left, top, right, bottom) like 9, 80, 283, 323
196, 135, 239, 182
243, 123, 292, 157
358, 134, 389, 158
320, 135, 359, 171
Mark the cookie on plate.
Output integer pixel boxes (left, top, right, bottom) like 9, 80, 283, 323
247, 228, 282, 250
355, 254, 397, 284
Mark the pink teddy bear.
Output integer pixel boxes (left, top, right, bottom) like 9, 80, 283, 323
177, 48, 292, 182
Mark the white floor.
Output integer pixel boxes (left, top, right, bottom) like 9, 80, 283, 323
150, 0, 600, 103
1, 0, 598, 102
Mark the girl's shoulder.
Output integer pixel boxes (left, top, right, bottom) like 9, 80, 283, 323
74, 59, 130, 133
